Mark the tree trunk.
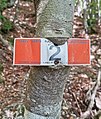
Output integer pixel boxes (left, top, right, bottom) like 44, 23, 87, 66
25, 0, 75, 119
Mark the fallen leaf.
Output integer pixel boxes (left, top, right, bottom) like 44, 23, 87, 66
95, 97, 101, 109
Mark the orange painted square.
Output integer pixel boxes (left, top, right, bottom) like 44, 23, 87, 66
14, 39, 40, 65
68, 39, 90, 65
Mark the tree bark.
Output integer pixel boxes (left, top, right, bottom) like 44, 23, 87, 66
25, 0, 75, 119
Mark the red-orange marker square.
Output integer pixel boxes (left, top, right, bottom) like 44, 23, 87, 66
68, 39, 90, 65
13, 38, 40, 65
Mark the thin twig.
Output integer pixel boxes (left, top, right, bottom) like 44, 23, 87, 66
72, 92, 82, 115
81, 68, 101, 119
13, 0, 19, 23
88, 69, 101, 110
32, 0, 37, 22
86, 81, 96, 101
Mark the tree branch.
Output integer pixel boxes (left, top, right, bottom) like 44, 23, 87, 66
81, 68, 101, 119
13, 0, 20, 23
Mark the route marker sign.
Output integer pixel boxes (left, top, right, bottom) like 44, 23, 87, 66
68, 38, 90, 65
13, 38, 90, 66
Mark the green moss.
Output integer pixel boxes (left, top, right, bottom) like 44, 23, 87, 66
1, 19, 13, 33
0, 0, 13, 33
0, 0, 7, 11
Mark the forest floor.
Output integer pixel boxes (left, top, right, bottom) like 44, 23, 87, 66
0, 0, 101, 119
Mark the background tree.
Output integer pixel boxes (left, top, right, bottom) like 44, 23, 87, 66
75, 0, 101, 34
24, 0, 75, 119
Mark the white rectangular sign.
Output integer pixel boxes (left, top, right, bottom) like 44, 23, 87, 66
13, 38, 90, 66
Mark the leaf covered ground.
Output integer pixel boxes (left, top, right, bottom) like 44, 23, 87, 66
0, 0, 101, 119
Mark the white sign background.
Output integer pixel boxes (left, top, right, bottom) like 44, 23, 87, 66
41, 38, 68, 65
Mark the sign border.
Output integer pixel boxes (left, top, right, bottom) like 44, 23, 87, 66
13, 38, 91, 66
